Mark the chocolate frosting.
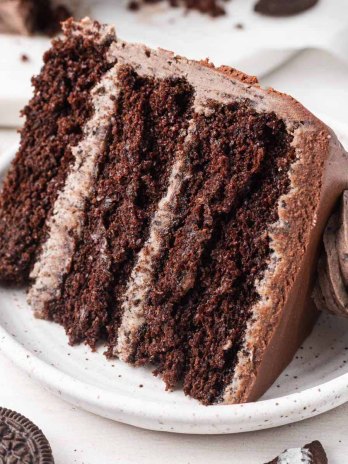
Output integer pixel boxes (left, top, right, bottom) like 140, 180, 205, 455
313, 191, 348, 317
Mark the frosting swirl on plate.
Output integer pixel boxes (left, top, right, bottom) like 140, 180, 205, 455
314, 191, 348, 317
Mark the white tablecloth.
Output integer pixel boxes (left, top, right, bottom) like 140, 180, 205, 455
1, 48, 348, 464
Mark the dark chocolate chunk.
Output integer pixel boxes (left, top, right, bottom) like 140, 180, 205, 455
254, 0, 319, 16
0, 407, 54, 463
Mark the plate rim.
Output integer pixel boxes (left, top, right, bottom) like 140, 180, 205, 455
1, 315, 348, 434
0, 115, 348, 434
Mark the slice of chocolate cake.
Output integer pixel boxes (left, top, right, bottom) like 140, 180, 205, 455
265, 441, 328, 464
1, 18, 347, 405
0, 0, 70, 35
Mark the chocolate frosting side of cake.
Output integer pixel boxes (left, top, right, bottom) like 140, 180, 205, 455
228, 126, 348, 403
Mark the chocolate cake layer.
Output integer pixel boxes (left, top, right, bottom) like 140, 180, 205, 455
3, 19, 347, 405
0, 20, 114, 283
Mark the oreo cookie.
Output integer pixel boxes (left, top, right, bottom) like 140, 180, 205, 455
265, 440, 328, 464
0, 407, 54, 463
254, 0, 319, 16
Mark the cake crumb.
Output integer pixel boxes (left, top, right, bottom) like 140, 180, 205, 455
21, 54, 29, 62
128, 0, 228, 16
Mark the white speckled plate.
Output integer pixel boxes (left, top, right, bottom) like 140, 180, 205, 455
0, 117, 347, 434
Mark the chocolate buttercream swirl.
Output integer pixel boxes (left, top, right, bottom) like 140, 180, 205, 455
313, 191, 348, 317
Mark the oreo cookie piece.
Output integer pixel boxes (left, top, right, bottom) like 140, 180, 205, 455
265, 440, 328, 464
0, 407, 54, 463
254, 0, 319, 16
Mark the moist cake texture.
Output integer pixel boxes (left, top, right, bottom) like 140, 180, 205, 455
1, 18, 348, 405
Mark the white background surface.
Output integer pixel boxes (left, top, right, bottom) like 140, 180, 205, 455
1, 49, 348, 463
2, 0, 348, 126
